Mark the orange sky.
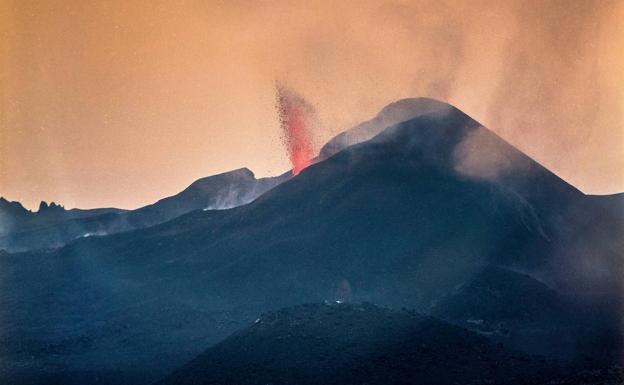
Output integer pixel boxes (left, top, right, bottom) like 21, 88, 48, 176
1, 0, 623, 210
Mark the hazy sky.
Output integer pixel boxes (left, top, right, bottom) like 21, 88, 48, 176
1, 0, 623, 210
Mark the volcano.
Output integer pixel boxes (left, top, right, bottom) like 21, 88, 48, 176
0, 99, 621, 384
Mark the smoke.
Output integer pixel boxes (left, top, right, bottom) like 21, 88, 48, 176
80, 231, 107, 238
201, 183, 255, 211
452, 126, 529, 182
334, 279, 353, 303
258, 0, 623, 193
482, 0, 624, 194
3, 0, 622, 208
275, 82, 318, 175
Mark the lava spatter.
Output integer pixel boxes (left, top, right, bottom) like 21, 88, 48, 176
275, 82, 317, 175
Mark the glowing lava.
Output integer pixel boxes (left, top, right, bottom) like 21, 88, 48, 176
275, 83, 316, 175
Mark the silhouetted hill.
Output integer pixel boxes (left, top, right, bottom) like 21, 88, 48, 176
319, 97, 454, 160
0, 198, 31, 228
0, 197, 124, 230
0, 99, 621, 384
0, 169, 289, 252
0, 198, 126, 249
158, 302, 560, 385
123, 168, 289, 228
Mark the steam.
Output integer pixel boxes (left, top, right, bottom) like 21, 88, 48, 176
275, 82, 318, 176
452, 126, 528, 182
81, 231, 107, 238
259, 0, 623, 193
3, 1, 622, 209
334, 279, 353, 303
202, 184, 251, 211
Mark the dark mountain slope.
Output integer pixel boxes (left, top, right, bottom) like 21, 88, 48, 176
433, 266, 571, 323
158, 303, 560, 385
319, 97, 455, 159
122, 168, 289, 227
0, 168, 289, 252
0, 198, 124, 235
431, 266, 586, 360
0, 100, 620, 384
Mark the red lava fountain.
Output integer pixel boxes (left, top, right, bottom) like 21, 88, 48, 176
276, 83, 316, 176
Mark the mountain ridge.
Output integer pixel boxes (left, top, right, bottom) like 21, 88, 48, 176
0, 168, 290, 252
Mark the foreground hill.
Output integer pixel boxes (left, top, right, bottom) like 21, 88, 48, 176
541, 366, 624, 385
0, 99, 621, 384
0, 168, 288, 252
159, 302, 559, 385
